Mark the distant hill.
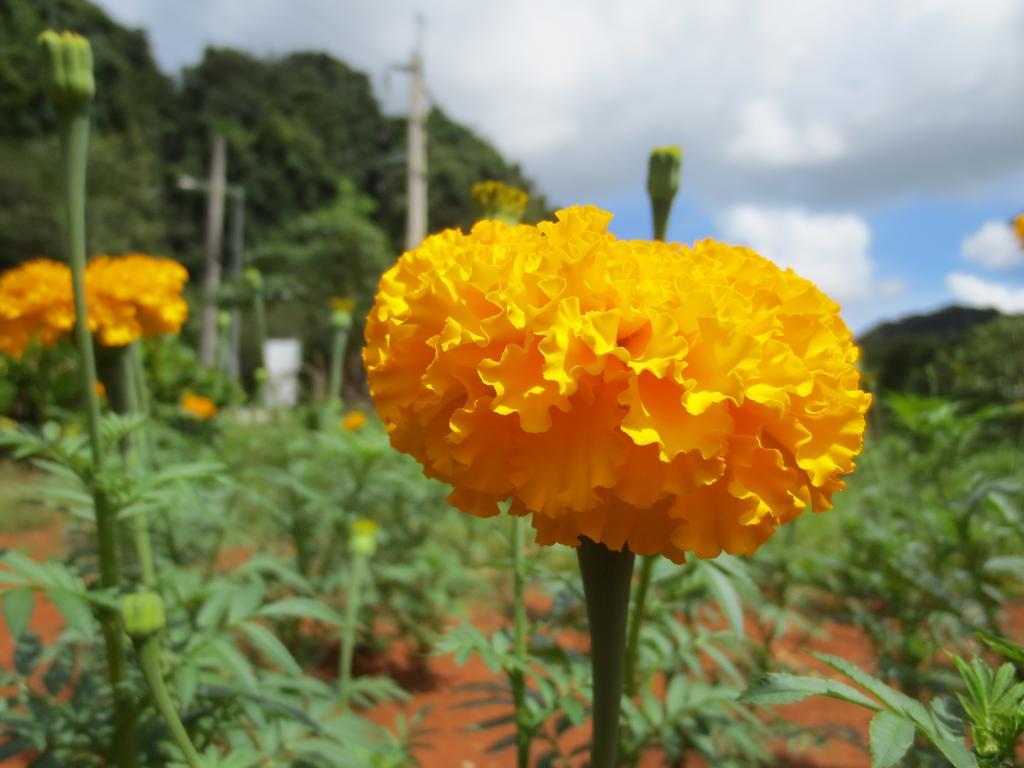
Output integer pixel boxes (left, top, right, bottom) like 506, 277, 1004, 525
0, 0, 551, 267
858, 305, 1000, 393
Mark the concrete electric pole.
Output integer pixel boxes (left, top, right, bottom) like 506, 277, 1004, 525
403, 17, 428, 251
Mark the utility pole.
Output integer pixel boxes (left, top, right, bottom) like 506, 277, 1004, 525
404, 16, 427, 250
199, 134, 227, 368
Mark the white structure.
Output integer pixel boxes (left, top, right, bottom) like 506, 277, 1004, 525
264, 339, 302, 407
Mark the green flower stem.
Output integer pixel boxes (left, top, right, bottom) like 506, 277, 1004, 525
327, 325, 348, 413
623, 554, 655, 698
134, 635, 203, 768
252, 290, 267, 372
651, 200, 671, 242
59, 106, 138, 768
338, 553, 368, 708
577, 537, 635, 768
509, 515, 531, 768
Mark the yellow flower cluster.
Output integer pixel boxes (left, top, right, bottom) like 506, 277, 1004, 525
364, 206, 871, 562
471, 180, 529, 222
0, 254, 188, 356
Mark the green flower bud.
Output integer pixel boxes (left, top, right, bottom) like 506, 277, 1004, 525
121, 592, 166, 638
38, 30, 95, 109
350, 519, 379, 557
646, 146, 683, 241
217, 310, 232, 330
244, 267, 263, 290
647, 146, 682, 202
331, 309, 353, 330
254, 366, 268, 383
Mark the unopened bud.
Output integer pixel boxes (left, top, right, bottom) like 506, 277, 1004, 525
472, 180, 529, 225
121, 592, 166, 638
646, 146, 683, 240
350, 519, 379, 557
38, 30, 95, 109
244, 267, 263, 290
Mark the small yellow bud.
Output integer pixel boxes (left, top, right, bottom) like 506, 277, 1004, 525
38, 30, 95, 109
121, 592, 166, 638
350, 519, 379, 557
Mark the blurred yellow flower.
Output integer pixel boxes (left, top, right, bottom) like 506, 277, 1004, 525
472, 180, 529, 224
85, 254, 189, 346
330, 297, 356, 312
179, 392, 217, 420
0, 254, 189, 356
341, 410, 367, 431
364, 206, 871, 562
1014, 213, 1024, 249
95, 381, 106, 398
0, 259, 76, 357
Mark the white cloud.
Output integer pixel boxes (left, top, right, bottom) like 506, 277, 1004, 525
96, 0, 1024, 208
719, 206, 885, 303
727, 99, 846, 167
947, 272, 1024, 313
961, 220, 1023, 269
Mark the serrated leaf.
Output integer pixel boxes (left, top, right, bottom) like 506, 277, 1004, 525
869, 710, 915, 768
46, 587, 92, 635
239, 621, 301, 675
742, 673, 881, 711
703, 562, 745, 639
2, 588, 34, 641
257, 597, 344, 626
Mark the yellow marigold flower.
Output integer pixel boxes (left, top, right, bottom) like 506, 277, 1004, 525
179, 392, 217, 420
0, 255, 189, 356
472, 180, 529, 224
341, 410, 367, 431
364, 206, 871, 562
85, 254, 189, 346
0, 259, 76, 357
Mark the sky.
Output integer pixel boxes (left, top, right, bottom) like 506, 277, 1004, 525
97, 0, 1024, 332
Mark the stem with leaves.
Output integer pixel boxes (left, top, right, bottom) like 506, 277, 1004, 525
47, 38, 139, 764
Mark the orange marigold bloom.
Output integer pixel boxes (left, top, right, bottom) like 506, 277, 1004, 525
0, 254, 189, 355
179, 392, 217, 420
1014, 213, 1024, 249
364, 206, 871, 562
342, 410, 367, 431
85, 254, 189, 346
0, 259, 76, 357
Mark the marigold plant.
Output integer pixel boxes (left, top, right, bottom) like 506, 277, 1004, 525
0, 254, 188, 356
365, 206, 870, 562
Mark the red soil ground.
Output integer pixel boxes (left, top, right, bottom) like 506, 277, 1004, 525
0, 523, 895, 767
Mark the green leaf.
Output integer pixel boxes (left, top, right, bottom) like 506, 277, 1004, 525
257, 597, 344, 626
742, 673, 881, 711
703, 562, 745, 638
869, 710, 915, 768
209, 638, 258, 691
46, 587, 92, 635
239, 621, 301, 675
2, 588, 34, 641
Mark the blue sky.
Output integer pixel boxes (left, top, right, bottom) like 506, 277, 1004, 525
98, 0, 1024, 334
